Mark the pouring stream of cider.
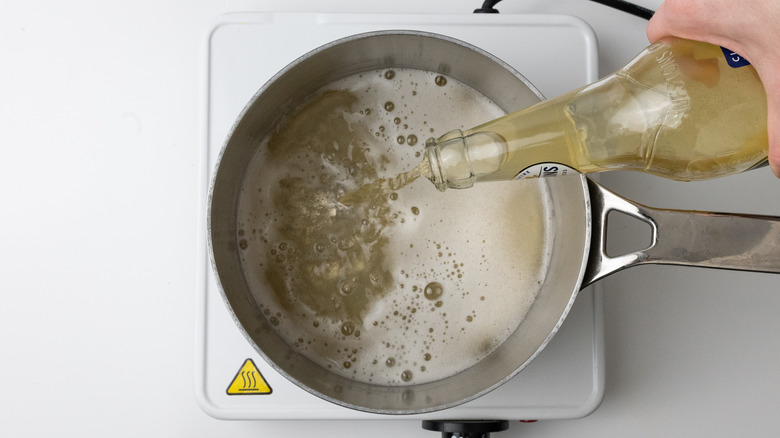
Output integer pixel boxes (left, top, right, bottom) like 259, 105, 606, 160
339, 158, 430, 206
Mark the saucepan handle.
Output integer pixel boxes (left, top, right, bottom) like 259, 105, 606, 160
581, 178, 780, 287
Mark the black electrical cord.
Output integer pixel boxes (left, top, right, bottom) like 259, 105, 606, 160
474, 0, 502, 13
473, 0, 655, 20
588, 0, 654, 20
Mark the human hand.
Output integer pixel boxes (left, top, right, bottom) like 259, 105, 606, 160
647, 0, 780, 177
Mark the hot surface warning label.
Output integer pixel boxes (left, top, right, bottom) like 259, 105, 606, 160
226, 358, 272, 395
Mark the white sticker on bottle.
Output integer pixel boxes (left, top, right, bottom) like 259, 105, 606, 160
514, 163, 577, 179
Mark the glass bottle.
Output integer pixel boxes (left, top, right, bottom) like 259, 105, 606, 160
421, 38, 768, 191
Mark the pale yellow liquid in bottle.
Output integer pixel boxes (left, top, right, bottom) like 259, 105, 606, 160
425, 39, 768, 187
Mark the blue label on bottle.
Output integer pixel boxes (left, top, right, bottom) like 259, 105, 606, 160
721, 47, 751, 68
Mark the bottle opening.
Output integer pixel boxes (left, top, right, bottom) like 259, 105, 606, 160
423, 133, 477, 190
422, 138, 448, 191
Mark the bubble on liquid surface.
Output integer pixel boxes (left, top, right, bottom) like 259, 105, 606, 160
341, 321, 355, 336
423, 282, 444, 301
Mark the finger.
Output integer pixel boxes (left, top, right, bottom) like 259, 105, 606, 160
646, 2, 670, 42
751, 58, 780, 177
766, 94, 780, 177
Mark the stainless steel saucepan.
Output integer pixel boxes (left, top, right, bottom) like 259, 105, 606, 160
208, 30, 780, 414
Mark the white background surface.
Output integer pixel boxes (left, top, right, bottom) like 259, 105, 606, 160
4, 0, 780, 437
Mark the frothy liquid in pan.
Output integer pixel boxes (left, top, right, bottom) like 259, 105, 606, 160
237, 69, 554, 385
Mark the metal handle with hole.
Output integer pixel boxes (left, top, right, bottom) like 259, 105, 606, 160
581, 178, 780, 287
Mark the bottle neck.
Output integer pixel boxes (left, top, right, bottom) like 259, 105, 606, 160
422, 130, 484, 191
422, 99, 576, 190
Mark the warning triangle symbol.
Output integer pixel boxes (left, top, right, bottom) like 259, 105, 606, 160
226, 358, 272, 395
